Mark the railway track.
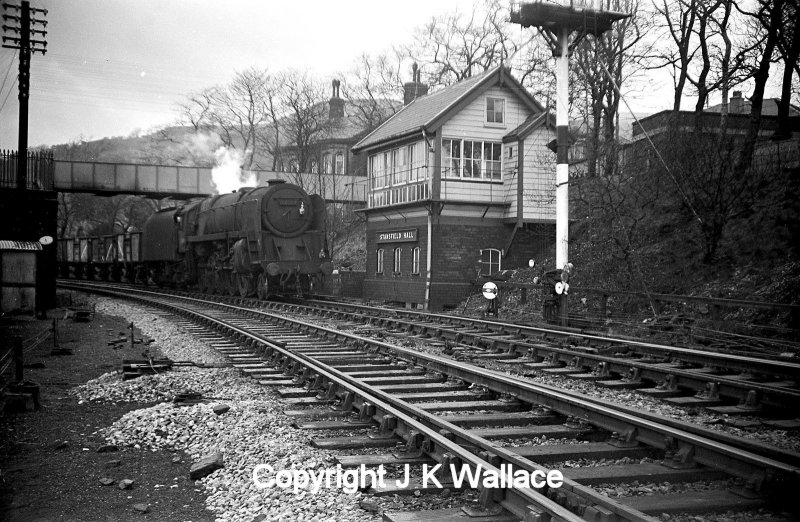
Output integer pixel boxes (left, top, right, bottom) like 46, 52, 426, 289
58, 280, 800, 416
60, 280, 800, 520
269, 297, 800, 417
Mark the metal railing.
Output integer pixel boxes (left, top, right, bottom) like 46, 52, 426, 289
0, 149, 54, 190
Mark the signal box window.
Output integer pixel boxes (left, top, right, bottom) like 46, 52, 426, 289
479, 248, 502, 276
376, 248, 384, 275
486, 97, 504, 125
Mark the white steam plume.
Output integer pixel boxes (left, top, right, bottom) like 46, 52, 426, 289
211, 147, 257, 194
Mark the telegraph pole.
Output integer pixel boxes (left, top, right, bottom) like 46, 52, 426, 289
511, 1, 628, 326
2, 0, 48, 189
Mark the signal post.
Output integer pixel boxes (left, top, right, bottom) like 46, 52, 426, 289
510, 1, 628, 326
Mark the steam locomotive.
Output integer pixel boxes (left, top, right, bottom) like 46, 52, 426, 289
57, 179, 334, 297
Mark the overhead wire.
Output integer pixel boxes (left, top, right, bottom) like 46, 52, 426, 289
0, 76, 18, 117
0, 50, 19, 116
0, 50, 17, 101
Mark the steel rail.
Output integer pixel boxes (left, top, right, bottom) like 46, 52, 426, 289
272, 299, 800, 411
304, 299, 800, 377
60, 281, 800, 467
252, 300, 800, 481
60, 282, 800, 488
102, 288, 592, 521
361, 313, 800, 403
189, 295, 800, 512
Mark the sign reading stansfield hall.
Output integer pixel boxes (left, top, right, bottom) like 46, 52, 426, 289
377, 228, 418, 243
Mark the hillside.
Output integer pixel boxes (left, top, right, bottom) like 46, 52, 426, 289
50, 126, 220, 166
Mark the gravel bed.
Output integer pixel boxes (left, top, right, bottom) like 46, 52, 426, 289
495, 436, 583, 447
658, 508, 795, 522
365, 489, 474, 517
94, 386, 370, 521
596, 479, 731, 498
73, 368, 247, 404
558, 456, 660, 468
72, 298, 372, 521
93, 297, 228, 365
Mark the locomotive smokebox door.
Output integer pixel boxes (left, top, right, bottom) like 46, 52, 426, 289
262, 184, 314, 238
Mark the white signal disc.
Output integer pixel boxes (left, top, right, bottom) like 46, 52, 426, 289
482, 281, 498, 300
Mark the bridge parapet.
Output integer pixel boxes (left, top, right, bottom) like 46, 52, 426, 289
53, 160, 367, 203
54, 161, 212, 200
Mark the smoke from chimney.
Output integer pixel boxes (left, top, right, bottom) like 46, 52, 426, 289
211, 146, 256, 194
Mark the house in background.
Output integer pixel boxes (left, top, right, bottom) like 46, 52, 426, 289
351, 65, 557, 310
268, 80, 400, 205
624, 90, 800, 174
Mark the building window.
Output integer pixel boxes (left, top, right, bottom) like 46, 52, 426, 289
479, 248, 502, 275
412, 247, 420, 275
443, 139, 502, 180
368, 141, 429, 208
335, 153, 344, 174
393, 247, 402, 274
311, 160, 318, 174
484, 142, 501, 179
486, 97, 504, 124
323, 153, 332, 174
376, 248, 384, 274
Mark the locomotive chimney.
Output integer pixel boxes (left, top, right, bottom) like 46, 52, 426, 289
329, 79, 344, 120
403, 63, 428, 105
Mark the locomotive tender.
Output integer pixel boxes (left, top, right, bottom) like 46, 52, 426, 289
58, 179, 334, 297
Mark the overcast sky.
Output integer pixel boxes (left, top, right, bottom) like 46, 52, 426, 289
0, 0, 781, 149
1, 0, 491, 147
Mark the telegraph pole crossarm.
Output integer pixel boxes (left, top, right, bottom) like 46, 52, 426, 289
2, 0, 48, 190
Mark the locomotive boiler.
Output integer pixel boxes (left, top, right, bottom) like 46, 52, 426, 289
141, 179, 333, 297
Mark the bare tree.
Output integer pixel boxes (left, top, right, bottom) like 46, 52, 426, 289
403, 0, 519, 87
733, 0, 786, 176
341, 52, 404, 133
178, 68, 276, 170
653, 0, 699, 111
651, 0, 762, 123
572, 0, 646, 177
774, 0, 799, 139
277, 70, 335, 177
